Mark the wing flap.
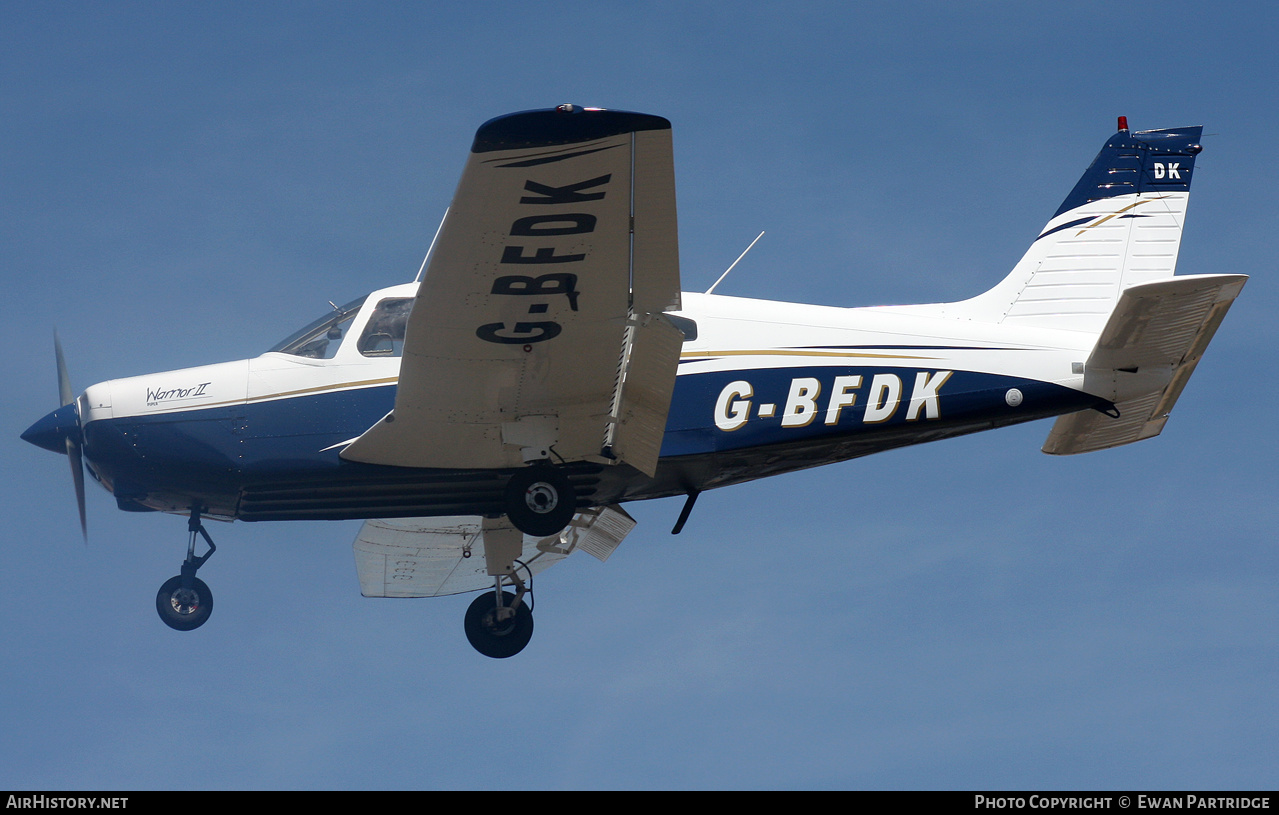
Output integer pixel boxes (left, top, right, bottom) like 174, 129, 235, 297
1043, 274, 1246, 455
341, 107, 680, 472
605, 313, 684, 476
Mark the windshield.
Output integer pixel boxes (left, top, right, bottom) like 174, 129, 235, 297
268, 296, 367, 358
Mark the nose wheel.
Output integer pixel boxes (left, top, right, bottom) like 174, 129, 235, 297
156, 575, 213, 631
156, 508, 217, 631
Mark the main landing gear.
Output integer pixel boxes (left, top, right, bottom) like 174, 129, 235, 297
465, 579, 535, 659
155, 508, 216, 631
503, 463, 575, 537
463, 464, 575, 657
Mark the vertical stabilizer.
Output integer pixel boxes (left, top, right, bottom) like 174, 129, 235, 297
946, 122, 1204, 333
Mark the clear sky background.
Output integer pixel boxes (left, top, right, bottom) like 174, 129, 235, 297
3, 1, 1276, 791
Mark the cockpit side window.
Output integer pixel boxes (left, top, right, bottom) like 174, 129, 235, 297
269, 296, 367, 359
357, 298, 414, 357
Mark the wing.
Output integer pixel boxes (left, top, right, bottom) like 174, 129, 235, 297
352, 504, 637, 598
1043, 273, 1247, 454
341, 106, 682, 475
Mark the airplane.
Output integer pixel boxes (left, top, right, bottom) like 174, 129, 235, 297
21, 105, 1245, 658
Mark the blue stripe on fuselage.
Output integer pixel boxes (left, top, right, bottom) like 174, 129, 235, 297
83, 366, 1092, 509
661, 366, 1092, 457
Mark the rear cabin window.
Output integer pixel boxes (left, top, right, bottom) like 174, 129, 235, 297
357, 298, 413, 357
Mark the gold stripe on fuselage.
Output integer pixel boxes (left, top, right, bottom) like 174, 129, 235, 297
680, 349, 940, 362
134, 376, 400, 416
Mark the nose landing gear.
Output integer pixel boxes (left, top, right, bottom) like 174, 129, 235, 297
156, 509, 216, 631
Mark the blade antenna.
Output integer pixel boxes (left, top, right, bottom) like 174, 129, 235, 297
706, 231, 764, 294
416, 207, 450, 283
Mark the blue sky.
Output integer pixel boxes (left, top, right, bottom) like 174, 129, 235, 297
3, 1, 1276, 790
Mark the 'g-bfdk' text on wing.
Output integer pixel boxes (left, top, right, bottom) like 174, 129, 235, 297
341, 106, 683, 477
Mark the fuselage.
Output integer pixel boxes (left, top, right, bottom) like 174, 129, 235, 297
61, 282, 1100, 522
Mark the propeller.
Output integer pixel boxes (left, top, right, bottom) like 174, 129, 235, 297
54, 332, 87, 541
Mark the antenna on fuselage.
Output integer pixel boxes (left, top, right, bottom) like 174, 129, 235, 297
705, 231, 764, 294
415, 208, 450, 283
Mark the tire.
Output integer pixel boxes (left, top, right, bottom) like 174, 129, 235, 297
503, 465, 576, 537
464, 590, 534, 659
155, 575, 213, 631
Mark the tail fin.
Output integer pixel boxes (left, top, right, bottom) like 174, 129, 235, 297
948, 121, 1204, 333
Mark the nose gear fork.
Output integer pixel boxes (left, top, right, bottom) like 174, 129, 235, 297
155, 507, 217, 631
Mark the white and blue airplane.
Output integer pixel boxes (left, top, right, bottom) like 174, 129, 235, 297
22, 106, 1244, 657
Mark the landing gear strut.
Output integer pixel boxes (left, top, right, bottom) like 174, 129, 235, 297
461, 515, 540, 658
464, 576, 534, 659
155, 508, 216, 631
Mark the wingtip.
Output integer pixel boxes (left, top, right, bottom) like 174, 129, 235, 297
472, 106, 670, 154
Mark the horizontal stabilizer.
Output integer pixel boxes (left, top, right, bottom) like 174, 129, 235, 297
353, 504, 636, 598
1043, 274, 1246, 455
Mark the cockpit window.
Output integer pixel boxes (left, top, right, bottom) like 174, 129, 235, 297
268, 296, 367, 359
357, 298, 413, 357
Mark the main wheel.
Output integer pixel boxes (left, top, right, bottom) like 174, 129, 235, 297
155, 575, 213, 631
464, 590, 534, 659
504, 465, 575, 537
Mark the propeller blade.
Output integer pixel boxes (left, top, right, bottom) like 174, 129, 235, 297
55, 331, 73, 407
54, 331, 86, 541
66, 436, 87, 542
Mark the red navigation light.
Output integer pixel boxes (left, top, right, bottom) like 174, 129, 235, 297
1117, 116, 1129, 132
